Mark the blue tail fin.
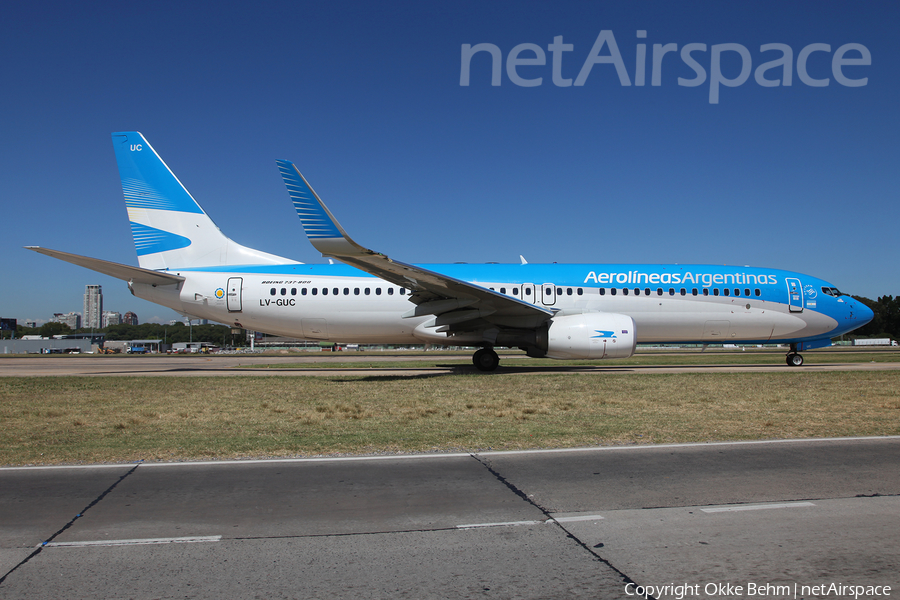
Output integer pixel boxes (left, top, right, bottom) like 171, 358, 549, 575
111, 132, 298, 270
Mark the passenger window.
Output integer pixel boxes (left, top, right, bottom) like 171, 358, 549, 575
365, 288, 370, 295
623, 288, 629, 296
354, 288, 360, 295
611, 288, 617, 296
312, 288, 318, 295
525, 288, 531, 296
513, 288, 519, 295
680, 288, 686, 296
291, 288, 297, 296
376, 288, 382, 295
669, 288, 675, 296
577, 288, 583, 295
645, 288, 651, 296
400, 288, 407, 295
657, 288, 663, 296
333, 288, 339, 295
723, 289, 730, 296
280, 288, 287, 296
322, 288, 328, 295
270, 288, 276, 296
344, 288, 350, 295
500, 287, 507, 294
692, 289, 698, 296
599, 288, 605, 296
755, 289, 761, 297
702, 288, 709, 296
567, 288, 573, 296
302, 288, 308, 296
713, 289, 719, 296
388, 288, 394, 295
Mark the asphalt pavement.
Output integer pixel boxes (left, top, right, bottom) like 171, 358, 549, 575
1, 437, 897, 599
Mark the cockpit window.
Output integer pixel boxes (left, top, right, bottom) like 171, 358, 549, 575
822, 287, 843, 297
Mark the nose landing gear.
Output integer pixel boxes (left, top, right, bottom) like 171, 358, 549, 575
786, 343, 804, 366
786, 352, 804, 366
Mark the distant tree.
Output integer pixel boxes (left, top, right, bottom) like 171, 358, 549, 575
15, 324, 39, 338
851, 296, 900, 340
103, 321, 243, 346
38, 322, 71, 338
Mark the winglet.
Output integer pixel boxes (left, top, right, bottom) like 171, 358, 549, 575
276, 160, 373, 258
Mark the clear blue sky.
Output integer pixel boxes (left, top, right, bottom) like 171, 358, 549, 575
2, 1, 897, 325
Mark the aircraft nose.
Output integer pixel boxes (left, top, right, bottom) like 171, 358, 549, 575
849, 298, 875, 326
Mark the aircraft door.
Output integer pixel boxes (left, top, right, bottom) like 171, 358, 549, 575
786, 278, 803, 313
227, 277, 243, 312
541, 283, 557, 306
522, 283, 536, 304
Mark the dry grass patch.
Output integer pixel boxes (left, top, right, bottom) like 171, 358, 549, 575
0, 372, 898, 465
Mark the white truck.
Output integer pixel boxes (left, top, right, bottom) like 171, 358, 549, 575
852, 338, 897, 346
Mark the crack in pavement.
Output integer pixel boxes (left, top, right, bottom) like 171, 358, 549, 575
0, 464, 140, 587
470, 453, 658, 599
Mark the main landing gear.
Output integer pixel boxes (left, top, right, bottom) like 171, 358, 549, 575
786, 344, 804, 367
472, 347, 500, 372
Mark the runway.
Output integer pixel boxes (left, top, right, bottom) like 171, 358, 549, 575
2, 353, 900, 377
1, 438, 898, 599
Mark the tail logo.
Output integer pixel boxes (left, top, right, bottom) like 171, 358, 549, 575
130, 222, 192, 256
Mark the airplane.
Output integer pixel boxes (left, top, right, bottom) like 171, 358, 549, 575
28, 132, 874, 371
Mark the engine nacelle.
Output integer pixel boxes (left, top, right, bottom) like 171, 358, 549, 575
539, 312, 636, 360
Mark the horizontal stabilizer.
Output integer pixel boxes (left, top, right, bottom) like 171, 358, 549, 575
25, 247, 184, 286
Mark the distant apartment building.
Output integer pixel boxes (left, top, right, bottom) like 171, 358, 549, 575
83, 285, 102, 329
123, 311, 139, 325
102, 311, 122, 328
51, 312, 82, 330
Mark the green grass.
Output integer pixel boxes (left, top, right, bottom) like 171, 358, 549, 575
1, 371, 898, 466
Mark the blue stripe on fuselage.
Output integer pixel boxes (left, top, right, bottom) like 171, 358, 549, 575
172, 262, 795, 290
167, 262, 868, 340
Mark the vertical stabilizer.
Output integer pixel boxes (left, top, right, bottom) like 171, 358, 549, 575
112, 132, 298, 270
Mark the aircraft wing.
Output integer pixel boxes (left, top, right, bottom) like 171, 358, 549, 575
276, 160, 553, 327
25, 247, 185, 286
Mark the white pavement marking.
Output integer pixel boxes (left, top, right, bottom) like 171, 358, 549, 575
552, 514, 606, 523
456, 520, 542, 529
701, 501, 816, 513
42, 535, 222, 548
456, 514, 606, 529
3, 436, 898, 471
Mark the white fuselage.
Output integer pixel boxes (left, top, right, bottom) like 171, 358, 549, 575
134, 266, 843, 346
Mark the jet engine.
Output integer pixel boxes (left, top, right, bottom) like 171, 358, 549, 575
536, 312, 636, 360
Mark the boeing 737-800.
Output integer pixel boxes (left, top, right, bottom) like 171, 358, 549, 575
28, 132, 873, 370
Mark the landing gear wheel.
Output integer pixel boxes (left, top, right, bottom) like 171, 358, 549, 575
786, 353, 804, 367
472, 348, 500, 372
